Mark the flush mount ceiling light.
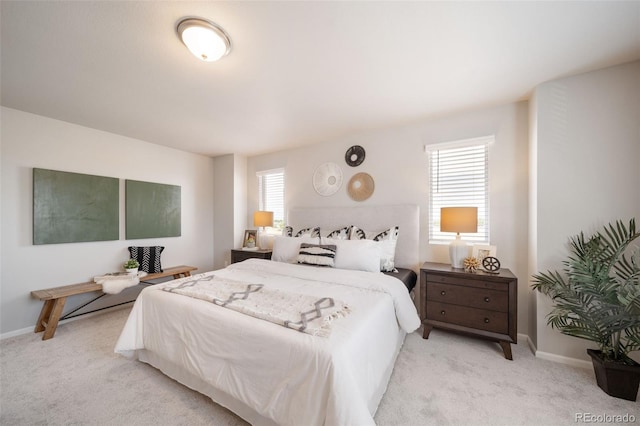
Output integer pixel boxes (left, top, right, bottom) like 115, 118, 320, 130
177, 18, 231, 62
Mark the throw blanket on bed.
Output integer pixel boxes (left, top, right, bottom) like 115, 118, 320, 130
162, 274, 350, 337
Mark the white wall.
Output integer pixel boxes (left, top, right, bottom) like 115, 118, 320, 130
532, 60, 640, 362
247, 102, 530, 334
212, 154, 247, 270
1, 107, 215, 336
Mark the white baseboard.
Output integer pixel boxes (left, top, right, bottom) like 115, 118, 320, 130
516, 332, 591, 369
1, 304, 130, 341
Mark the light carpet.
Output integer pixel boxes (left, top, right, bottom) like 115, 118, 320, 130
1, 307, 637, 425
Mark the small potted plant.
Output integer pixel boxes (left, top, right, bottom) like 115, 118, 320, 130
124, 259, 139, 274
532, 218, 640, 401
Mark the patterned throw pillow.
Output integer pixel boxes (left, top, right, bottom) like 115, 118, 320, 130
349, 226, 399, 272
297, 243, 337, 267
128, 246, 164, 273
283, 226, 321, 238
325, 226, 352, 240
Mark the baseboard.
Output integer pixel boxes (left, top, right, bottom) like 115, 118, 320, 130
534, 349, 593, 369
516, 333, 591, 369
1, 304, 131, 341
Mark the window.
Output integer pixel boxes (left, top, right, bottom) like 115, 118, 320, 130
427, 136, 492, 244
257, 168, 285, 230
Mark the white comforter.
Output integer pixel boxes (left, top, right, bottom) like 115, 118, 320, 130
115, 259, 420, 426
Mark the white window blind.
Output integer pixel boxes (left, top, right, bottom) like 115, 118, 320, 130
427, 136, 492, 244
257, 168, 285, 230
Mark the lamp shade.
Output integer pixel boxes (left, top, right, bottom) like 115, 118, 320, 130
177, 18, 231, 62
440, 207, 478, 234
253, 211, 274, 228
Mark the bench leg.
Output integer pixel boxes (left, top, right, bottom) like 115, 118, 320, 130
35, 297, 67, 340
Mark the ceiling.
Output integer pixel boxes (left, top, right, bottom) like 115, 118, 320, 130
2, 1, 639, 157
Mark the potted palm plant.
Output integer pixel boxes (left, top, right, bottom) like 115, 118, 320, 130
532, 218, 640, 401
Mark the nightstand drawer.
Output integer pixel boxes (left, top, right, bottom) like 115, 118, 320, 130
426, 301, 509, 335
426, 282, 508, 312
426, 273, 506, 292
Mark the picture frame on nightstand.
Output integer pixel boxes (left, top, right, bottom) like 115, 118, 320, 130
242, 230, 258, 251
472, 244, 496, 261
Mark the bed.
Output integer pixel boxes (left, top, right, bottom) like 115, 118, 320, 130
115, 204, 421, 426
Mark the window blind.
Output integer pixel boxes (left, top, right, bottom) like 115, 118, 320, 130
257, 168, 285, 230
427, 137, 491, 244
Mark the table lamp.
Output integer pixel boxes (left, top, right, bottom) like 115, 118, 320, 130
253, 211, 274, 250
440, 207, 478, 268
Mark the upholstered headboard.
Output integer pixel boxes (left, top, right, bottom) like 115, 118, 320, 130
287, 204, 420, 271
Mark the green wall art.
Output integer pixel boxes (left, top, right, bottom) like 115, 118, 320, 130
33, 168, 119, 244
125, 179, 181, 239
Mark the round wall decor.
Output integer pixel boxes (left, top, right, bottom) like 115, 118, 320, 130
345, 145, 366, 167
347, 172, 374, 201
312, 162, 343, 196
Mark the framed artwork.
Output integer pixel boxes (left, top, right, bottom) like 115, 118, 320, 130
33, 168, 119, 244
125, 180, 181, 239
472, 245, 497, 261
243, 230, 257, 249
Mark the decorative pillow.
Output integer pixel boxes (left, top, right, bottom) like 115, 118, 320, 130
324, 226, 352, 240
321, 238, 381, 273
297, 243, 337, 267
349, 226, 399, 272
283, 226, 321, 238
128, 246, 164, 273
272, 236, 318, 263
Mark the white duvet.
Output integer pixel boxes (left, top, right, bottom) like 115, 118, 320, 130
115, 259, 420, 426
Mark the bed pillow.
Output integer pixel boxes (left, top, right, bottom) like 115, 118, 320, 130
322, 226, 352, 240
272, 236, 319, 263
283, 226, 321, 238
321, 238, 381, 273
349, 226, 399, 272
297, 243, 337, 267
127, 246, 164, 273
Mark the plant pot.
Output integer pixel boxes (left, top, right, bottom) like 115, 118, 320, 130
587, 349, 640, 401
125, 268, 138, 275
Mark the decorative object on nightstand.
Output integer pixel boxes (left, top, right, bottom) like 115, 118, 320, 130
463, 256, 481, 273
482, 256, 501, 273
420, 262, 518, 360
440, 207, 478, 268
254, 210, 274, 250
242, 229, 258, 251
231, 249, 272, 264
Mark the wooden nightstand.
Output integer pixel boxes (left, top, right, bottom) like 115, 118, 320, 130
231, 249, 272, 264
420, 262, 518, 360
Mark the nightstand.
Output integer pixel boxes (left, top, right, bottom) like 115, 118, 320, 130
420, 262, 518, 360
231, 249, 272, 264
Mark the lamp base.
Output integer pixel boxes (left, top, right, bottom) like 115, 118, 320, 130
449, 235, 470, 269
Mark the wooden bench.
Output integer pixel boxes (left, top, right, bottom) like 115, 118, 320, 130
31, 265, 197, 340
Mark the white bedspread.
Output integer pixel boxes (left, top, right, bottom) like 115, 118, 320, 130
115, 259, 420, 426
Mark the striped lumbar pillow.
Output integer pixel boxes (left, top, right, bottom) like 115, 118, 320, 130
297, 243, 337, 267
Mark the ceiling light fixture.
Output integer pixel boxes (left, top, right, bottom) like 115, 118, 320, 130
177, 18, 231, 62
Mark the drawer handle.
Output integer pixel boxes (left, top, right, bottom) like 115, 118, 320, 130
440, 310, 446, 316
440, 291, 446, 296
484, 318, 490, 323
484, 297, 490, 303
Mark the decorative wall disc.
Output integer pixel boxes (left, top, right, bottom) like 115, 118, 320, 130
312, 162, 343, 196
345, 145, 366, 167
347, 172, 374, 201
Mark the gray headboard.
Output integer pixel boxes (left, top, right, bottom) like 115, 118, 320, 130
288, 204, 420, 271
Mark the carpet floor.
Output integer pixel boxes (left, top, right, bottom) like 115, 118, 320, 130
1, 307, 637, 425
